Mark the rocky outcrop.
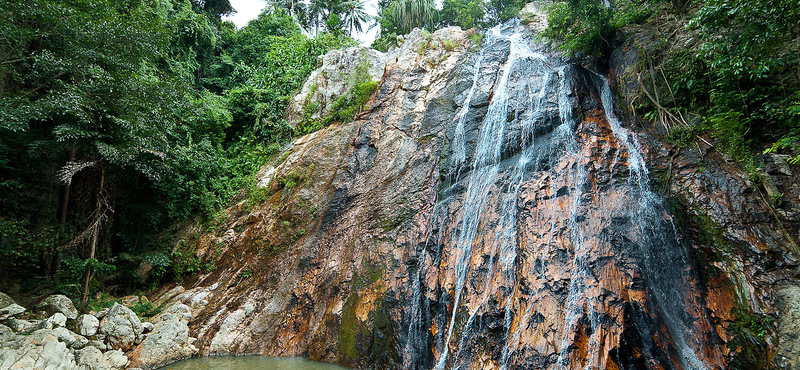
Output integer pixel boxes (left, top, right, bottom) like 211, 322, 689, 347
518, 1, 550, 31
143, 17, 778, 370
287, 47, 386, 125
0, 293, 196, 370
155, 25, 485, 368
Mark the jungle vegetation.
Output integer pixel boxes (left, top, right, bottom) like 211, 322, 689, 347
1, 0, 797, 311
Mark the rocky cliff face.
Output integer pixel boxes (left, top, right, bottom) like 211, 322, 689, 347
151, 16, 800, 370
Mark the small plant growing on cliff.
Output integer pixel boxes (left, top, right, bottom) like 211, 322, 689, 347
170, 246, 213, 281
297, 56, 379, 135
244, 180, 274, 211
328, 80, 379, 123
770, 192, 784, 206
728, 306, 773, 370
468, 33, 483, 47
442, 39, 456, 52
130, 301, 162, 318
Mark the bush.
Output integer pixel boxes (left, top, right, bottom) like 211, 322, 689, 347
542, 0, 651, 57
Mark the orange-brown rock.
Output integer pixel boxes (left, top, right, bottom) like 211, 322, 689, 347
145, 20, 800, 370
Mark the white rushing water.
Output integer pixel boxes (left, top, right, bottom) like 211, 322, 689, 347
405, 20, 708, 370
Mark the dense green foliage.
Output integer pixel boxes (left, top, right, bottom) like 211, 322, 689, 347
544, 0, 799, 172
287, 0, 373, 37
0, 0, 353, 301
372, 0, 526, 51
692, 0, 800, 165
440, 0, 486, 30
542, 0, 650, 56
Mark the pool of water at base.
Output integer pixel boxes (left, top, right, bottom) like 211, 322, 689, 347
155, 356, 354, 370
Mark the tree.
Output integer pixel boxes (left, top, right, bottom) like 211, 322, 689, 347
342, 0, 374, 36
485, 0, 526, 25
0, 0, 233, 299
200, 0, 235, 17
541, 0, 616, 56
440, 0, 485, 30
381, 0, 437, 35
298, 0, 330, 34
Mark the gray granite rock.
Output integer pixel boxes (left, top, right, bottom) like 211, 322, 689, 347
36, 295, 79, 320
99, 303, 143, 351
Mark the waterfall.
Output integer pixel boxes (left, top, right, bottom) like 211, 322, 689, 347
596, 75, 707, 370
403, 20, 711, 370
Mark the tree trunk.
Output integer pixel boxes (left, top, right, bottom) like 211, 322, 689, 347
44, 147, 77, 277
58, 147, 76, 224
81, 167, 104, 306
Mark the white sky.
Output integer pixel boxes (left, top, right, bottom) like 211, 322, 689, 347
223, 0, 380, 46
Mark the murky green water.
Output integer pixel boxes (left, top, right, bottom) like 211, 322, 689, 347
156, 356, 352, 370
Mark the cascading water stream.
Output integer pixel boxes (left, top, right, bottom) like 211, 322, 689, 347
406, 20, 711, 370
433, 28, 528, 370
595, 74, 707, 370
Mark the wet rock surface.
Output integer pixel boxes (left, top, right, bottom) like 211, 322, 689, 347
142, 19, 793, 370
4, 13, 796, 370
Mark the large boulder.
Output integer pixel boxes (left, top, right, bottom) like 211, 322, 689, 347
99, 303, 144, 351
287, 47, 386, 125
127, 313, 198, 369
75, 314, 100, 337
0, 330, 76, 369
6, 318, 35, 334
0, 303, 25, 321
39, 312, 68, 330
104, 350, 128, 369
35, 294, 78, 320
75, 346, 110, 370
48, 327, 89, 349
0, 292, 16, 309
0, 324, 13, 342
74, 346, 127, 370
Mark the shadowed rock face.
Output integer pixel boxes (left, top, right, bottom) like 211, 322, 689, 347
150, 20, 800, 370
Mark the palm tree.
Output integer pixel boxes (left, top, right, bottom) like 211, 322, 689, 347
341, 0, 374, 37
272, 0, 298, 18
384, 0, 436, 35
296, 0, 327, 35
